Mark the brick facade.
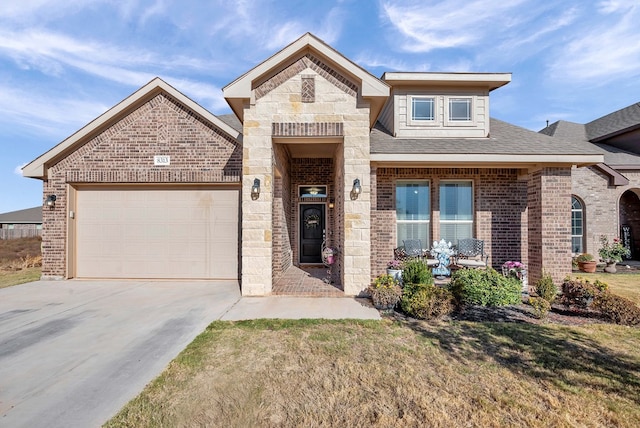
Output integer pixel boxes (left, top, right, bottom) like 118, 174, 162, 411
572, 166, 640, 258
372, 167, 528, 279
41, 93, 241, 278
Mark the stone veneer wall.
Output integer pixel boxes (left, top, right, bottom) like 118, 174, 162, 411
243, 54, 371, 296
372, 168, 528, 280
527, 167, 572, 285
41, 93, 241, 279
572, 166, 640, 257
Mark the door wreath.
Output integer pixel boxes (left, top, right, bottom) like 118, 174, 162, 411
304, 213, 320, 229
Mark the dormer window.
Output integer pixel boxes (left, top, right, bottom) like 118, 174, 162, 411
448, 98, 472, 121
411, 97, 435, 121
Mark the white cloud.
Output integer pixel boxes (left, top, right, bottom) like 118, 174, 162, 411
380, 0, 529, 52
14, 163, 27, 175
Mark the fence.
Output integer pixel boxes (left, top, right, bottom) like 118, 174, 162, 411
0, 229, 42, 240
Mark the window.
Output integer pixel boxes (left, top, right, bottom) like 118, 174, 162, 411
448, 98, 472, 121
571, 196, 584, 254
396, 181, 430, 247
440, 181, 473, 244
411, 97, 435, 122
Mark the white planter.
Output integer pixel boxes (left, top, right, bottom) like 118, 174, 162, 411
386, 269, 403, 284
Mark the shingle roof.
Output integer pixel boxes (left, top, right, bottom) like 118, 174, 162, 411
371, 118, 603, 155
218, 113, 243, 133
586, 102, 640, 142
594, 143, 640, 167
539, 120, 588, 142
0, 207, 42, 224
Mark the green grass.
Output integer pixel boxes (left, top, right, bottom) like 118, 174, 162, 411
572, 272, 640, 305
105, 319, 640, 428
0, 267, 41, 289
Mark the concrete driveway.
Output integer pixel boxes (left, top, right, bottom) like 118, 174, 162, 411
0, 280, 240, 428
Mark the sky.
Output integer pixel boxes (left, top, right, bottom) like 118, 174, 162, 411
1, 0, 639, 213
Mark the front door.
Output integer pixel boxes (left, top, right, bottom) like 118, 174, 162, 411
300, 204, 325, 264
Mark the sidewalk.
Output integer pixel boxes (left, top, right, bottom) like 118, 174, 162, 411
220, 296, 381, 321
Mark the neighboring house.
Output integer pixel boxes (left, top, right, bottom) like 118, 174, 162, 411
0, 207, 43, 239
23, 33, 603, 295
540, 103, 640, 259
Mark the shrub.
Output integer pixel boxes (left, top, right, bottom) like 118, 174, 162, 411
368, 274, 402, 310
401, 259, 434, 286
593, 293, 640, 326
529, 297, 551, 319
535, 272, 557, 303
560, 278, 604, 309
400, 282, 454, 320
448, 268, 522, 307
575, 253, 594, 262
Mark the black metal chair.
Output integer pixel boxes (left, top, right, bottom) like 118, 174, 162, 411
402, 239, 438, 267
454, 238, 488, 268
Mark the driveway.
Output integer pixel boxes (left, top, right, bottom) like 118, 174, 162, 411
0, 280, 240, 428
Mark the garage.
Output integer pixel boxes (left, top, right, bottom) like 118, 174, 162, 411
73, 186, 239, 280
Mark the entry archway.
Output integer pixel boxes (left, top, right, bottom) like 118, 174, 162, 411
619, 189, 640, 260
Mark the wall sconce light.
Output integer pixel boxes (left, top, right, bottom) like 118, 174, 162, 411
251, 178, 260, 200
45, 194, 57, 208
350, 178, 362, 200
328, 198, 335, 209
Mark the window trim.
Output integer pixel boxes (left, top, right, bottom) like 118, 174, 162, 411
571, 195, 585, 255
439, 179, 474, 244
407, 95, 438, 126
445, 96, 475, 127
395, 179, 431, 247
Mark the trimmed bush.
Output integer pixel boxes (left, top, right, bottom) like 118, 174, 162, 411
529, 297, 551, 319
401, 259, 434, 286
449, 268, 522, 307
368, 274, 402, 310
560, 278, 604, 309
400, 282, 454, 320
535, 273, 558, 303
593, 293, 640, 326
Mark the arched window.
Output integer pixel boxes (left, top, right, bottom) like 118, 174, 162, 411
571, 196, 585, 254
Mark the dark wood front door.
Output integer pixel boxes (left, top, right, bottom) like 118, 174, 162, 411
300, 204, 325, 264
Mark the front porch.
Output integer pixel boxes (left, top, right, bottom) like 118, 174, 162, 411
272, 265, 344, 297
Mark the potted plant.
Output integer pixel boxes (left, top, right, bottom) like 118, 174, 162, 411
598, 235, 630, 273
386, 259, 404, 284
576, 253, 596, 273
368, 274, 402, 310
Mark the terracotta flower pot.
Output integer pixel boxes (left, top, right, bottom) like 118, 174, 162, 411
578, 261, 597, 273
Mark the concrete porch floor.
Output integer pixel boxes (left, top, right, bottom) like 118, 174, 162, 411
272, 265, 344, 297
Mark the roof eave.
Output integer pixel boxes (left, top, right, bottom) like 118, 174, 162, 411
370, 153, 604, 168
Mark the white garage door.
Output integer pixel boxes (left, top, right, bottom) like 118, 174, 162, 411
75, 187, 239, 279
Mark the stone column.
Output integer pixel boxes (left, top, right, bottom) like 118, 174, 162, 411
527, 167, 572, 286
241, 111, 274, 296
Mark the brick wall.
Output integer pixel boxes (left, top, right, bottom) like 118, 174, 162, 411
41, 93, 242, 278
372, 167, 528, 279
527, 167, 572, 285
572, 166, 640, 257
272, 143, 293, 279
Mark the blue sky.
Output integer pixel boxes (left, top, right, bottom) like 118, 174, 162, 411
1, 0, 639, 213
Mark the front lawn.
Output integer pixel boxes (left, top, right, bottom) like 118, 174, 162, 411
105, 319, 640, 427
0, 236, 42, 288
572, 272, 640, 306
0, 267, 41, 289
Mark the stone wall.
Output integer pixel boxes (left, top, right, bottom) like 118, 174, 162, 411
41, 93, 241, 279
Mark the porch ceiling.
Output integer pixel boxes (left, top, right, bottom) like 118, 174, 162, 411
278, 141, 341, 158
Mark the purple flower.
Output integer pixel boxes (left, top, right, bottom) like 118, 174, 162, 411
387, 260, 403, 269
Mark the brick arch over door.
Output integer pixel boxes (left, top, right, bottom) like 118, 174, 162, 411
619, 189, 640, 260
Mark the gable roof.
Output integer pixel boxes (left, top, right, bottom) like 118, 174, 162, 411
23, 78, 241, 179
539, 120, 588, 142
371, 118, 604, 167
223, 33, 390, 127
0, 207, 42, 224
586, 102, 640, 142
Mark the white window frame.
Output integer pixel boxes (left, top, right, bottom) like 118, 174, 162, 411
396, 180, 431, 247
439, 179, 474, 244
408, 95, 438, 126
571, 195, 585, 254
445, 96, 474, 126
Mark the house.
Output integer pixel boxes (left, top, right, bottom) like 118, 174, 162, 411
541, 103, 640, 259
0, 207, 43, 239
23, 33, 603, 295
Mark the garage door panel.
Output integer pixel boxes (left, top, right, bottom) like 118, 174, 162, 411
75, 188, 239, 279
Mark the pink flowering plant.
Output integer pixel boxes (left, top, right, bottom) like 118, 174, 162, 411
502, 261, 525, 279
387, 259, 404, 270
598, 235, 630, 263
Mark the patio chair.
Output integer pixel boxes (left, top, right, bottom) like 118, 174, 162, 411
454, 238, 488, 268
403, 239, 438, 266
